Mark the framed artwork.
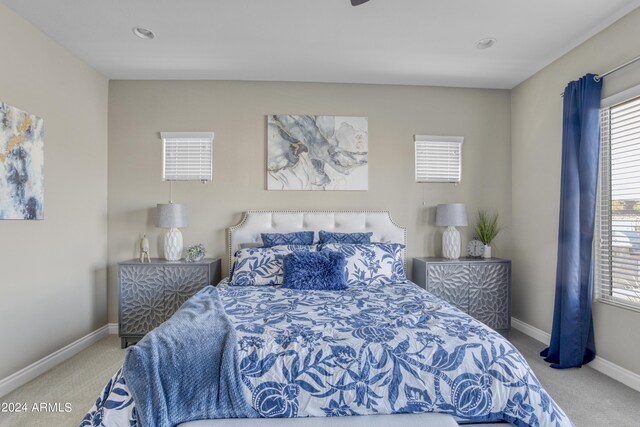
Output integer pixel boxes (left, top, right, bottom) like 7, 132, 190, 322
267, 114, 368, 190
0, 102, 44, 220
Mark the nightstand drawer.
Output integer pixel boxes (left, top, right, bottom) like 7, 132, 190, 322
163, 265, 210, 319
426, 263, 470, 312
468, 263, 510, 330
119, 264, 165, 335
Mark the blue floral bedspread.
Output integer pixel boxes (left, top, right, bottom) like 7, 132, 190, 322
81, 280, 572, 427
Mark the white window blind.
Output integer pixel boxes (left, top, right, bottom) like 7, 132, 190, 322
161, 132, 214, 182
596, 95, 640, 310
414, 135, 464, 183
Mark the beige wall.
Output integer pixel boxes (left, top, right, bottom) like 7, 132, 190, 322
107, 80, 512, 322
0, 4, 108, 379
511, 8, 640, 374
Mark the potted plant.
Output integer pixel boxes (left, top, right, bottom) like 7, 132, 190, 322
185, 244, 206, 262
474, 210, 500, 258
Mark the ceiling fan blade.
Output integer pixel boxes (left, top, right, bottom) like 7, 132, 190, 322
351, 0, 370, 5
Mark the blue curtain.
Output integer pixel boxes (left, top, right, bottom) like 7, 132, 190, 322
541, 73, 602, 369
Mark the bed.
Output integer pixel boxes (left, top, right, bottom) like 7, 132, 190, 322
81, 211, 572, 427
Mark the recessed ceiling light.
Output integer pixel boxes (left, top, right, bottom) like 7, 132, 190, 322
475, 38, 496, 50
133, 26, 155, 40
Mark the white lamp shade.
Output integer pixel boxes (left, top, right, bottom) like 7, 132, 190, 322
156, 203, 189, 228
435, 203, 468, 227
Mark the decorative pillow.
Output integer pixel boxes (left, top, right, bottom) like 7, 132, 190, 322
230, 245, 315, 286
318, 231, 373, 245
261, 231, 314, 248
321, 243, 406, 286
239, 242, 262, 249
282, 250, 347, 291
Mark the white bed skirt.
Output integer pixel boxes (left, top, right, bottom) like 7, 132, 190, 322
180, 412, 459, 427
180, 413, 512, 426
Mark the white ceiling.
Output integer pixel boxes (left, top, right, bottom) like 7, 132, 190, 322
3, 0, 640, 89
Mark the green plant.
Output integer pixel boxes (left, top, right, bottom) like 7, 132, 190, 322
475, 210, 500, 245
185, 244, 206, 262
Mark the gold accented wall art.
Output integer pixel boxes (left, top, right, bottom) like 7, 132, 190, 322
0, 102, 44, 220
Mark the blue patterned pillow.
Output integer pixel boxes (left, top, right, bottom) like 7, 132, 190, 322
318, 231, 373, 245
261, 231, 314, 248
321, 243, 406, 285
282, 250, 347, 291
230, 245, 315, 286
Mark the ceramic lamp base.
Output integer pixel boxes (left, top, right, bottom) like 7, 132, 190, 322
442, 226, 461, 259
164, 227, 183, 261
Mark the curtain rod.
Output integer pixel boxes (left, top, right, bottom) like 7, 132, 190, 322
559, 53, 640, 97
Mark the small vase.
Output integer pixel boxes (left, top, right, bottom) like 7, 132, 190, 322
186, 253, 204, 263
483, 245, 492, 258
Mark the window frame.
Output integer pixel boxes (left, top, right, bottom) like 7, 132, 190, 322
595, 85, 640, 312
414, 135, 464, 183
160, 131, 214, 183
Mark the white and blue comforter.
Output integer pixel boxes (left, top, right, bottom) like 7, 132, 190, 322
82, 280, 571, 427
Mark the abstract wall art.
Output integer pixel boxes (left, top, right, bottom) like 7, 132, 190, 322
0, 102, 44, 220
267, 115, 368, 190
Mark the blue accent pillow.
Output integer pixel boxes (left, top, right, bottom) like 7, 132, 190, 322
282, 250, 347, 291
261, 231, 314, 248
318, 231, 373, 245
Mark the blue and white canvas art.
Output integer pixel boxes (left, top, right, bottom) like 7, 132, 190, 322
268, 115, 368, 190
0, 102, 44, 220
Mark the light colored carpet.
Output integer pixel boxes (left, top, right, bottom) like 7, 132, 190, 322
0, 335, 125, 427
507, 330, 640, 426
1, 330, 639, 426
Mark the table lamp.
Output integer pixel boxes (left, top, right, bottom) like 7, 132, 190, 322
436, 203, 468, 259
156, 203, 189, 261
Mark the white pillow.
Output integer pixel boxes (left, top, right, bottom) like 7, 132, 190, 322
320, 243, 406, 285
230, 245, 316, 286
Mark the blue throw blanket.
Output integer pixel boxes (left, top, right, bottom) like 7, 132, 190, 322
123, 286, 258, 427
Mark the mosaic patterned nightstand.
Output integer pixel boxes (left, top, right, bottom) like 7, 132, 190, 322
118, 258, 221, 348
412, 257, 511, 336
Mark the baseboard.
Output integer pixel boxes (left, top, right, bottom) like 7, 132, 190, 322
0, 325, 110, 398
589, 356, 640, 392
511, 316, 640, 392
511, 317, 551, 345
108, 323, 118, 334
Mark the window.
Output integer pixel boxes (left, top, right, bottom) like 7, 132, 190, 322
414, 135, 464, 183
596, 91, 640, 309
161, 132, 214, 182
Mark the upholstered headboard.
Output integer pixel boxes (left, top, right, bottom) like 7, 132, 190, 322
227, 210, 406, 270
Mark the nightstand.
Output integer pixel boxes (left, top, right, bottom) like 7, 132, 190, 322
118, 258, 222, 348
412, 257, 511, 336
